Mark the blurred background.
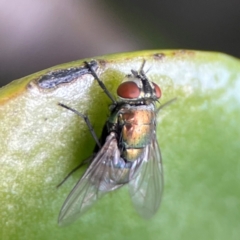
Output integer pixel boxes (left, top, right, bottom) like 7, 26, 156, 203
1, 0, 240, 86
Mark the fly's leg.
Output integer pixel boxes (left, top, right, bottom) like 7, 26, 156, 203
155, 97, 177, 114
56, 155, 94, 188
58, 103, 101, 148
57, 103, 100, 187
84, 61, 117, 105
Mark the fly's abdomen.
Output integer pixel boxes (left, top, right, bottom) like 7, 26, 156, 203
119, 104, 156, 161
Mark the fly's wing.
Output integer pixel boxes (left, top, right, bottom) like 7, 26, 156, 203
129, 133, 163, 219
58, 133, 127, 226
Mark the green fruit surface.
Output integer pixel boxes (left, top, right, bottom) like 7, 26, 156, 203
0, 50, 240, 240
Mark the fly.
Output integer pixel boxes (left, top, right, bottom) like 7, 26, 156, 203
58, 60, 175, 226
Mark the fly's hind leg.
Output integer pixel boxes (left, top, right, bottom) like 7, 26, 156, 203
56, 155, 95, 188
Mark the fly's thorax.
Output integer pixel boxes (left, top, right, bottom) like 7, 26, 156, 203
118, 104, 156, 162
119, 104, 156, 147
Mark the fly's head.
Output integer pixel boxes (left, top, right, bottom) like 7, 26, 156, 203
116, 60, 161, 105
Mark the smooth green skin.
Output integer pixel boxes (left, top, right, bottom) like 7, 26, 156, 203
0, 50, 240, 240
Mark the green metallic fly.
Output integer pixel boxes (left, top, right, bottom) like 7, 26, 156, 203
58, 60, 175, 226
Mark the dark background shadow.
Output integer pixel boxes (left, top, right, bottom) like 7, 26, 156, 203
1, 0, 239, 86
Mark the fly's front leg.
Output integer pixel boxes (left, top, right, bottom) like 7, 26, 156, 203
84, 61, 117, 105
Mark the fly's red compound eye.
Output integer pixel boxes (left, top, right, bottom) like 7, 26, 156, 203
152, 83, 161, 99
117, 81, 140, 99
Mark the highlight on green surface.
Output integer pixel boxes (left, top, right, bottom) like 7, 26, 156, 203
0, 50, 240, 240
